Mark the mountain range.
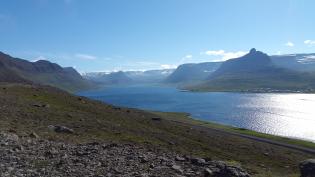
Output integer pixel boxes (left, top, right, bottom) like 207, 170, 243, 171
271, 53, 315, 72
83, 69, 174, 85
3, 49, 315, 93
83, 71, 133, 85
0, 51, 93, 92
164, 62, 221, 84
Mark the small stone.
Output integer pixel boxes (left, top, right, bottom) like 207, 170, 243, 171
172, 165, 183, 174
48, 125, 74, 134
151, 117, 162, 121
30, 132, 39, 139
149, 163, 155, 168
139, 155, 149, 163
204, 168, 213, 177
191, 158, 207, 166
175, 156, 186, 162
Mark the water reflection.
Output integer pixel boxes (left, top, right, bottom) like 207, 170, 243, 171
239, 94, 315, 141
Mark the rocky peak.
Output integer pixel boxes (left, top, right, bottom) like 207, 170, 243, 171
249, 48, 257, 54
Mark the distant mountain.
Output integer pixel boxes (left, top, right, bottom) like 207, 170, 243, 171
0, 51, 93, 92
209, 48, 272, 77
84, 71, 133, 85
190, 49, 315, 92
164, 62, 222, 84
84, 69, 174, 84
271, 53, 315, 72
125, 69, 174, 83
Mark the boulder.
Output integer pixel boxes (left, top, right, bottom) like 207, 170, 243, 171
300, 159, 315, 177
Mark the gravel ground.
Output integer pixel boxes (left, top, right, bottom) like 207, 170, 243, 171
0, 132, 250, 177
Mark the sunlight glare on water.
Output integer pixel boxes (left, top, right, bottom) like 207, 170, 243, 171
240, 94, 315, 141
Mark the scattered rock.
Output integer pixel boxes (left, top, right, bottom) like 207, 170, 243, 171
175, 156, 186, 162
171, 165, 183, 174
29, 132, 39, 139
168, 141, 175, 145
208, 161, 251, 177
204, 168, 213, 177
191, 157, 207, 166
263, 152, 269, 156
66, 113, 73, 118
48, 125, 74, 134
139, 155, 149, 163
33, 103, 50, 108
300, 159, 315, 177
0, 132, 252, 177
151, 117, 162, 121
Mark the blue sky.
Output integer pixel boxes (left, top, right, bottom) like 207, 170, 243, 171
1, 0, 315, 72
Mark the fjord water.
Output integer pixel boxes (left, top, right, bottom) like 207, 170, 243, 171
78, 85, 315, 142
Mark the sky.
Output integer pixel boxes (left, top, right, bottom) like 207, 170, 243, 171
1, 0, 315, 73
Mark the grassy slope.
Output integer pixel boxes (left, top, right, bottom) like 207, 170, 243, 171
0, 83, 314, 177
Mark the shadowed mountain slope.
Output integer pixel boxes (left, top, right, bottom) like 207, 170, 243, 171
0, 51, 92, 92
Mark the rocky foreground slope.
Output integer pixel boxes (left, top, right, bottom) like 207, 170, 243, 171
0, 132, 250, 177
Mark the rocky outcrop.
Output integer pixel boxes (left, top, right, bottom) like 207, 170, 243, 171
0, 132, 251, 177
300, 159, 315, 177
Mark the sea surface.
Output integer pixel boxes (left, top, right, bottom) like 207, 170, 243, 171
78, 85, 315, 142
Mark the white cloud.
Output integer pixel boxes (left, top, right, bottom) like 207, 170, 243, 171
136, 62, 177, 69
75, 53, 97, 60
304, 40, 315, 46
202, 50, 247, 61
184, 55, 192, 59
180, 54, 193, 63
160, 64, 177, 69
32, 56, 48, 62
205, 50, 225, 56
136, 61, 159, 66
285, 41, 294, 47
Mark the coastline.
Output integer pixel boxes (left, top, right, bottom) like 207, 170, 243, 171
152, 111, 315, 151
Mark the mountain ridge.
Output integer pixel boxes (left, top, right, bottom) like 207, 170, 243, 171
0, 51, 93, 92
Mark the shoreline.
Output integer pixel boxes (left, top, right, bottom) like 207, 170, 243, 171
152, 111, 315, 152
